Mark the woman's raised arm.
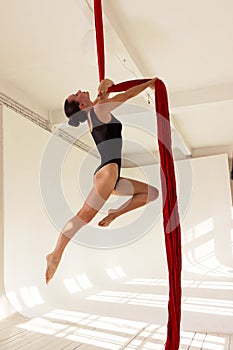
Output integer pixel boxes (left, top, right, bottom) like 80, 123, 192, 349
96, 77, 157, 112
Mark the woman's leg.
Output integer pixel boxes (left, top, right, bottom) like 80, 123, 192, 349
45, 163, 118, 284
98, 177, 159, 227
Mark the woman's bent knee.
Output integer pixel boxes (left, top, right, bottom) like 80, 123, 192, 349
148, 187, 159, 202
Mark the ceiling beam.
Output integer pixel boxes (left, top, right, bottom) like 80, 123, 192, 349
170, 83, 233, 110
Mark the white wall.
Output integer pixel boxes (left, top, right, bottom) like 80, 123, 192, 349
0, 105, 16, 319
1, 106, 233, 333
181, 155, 233, 332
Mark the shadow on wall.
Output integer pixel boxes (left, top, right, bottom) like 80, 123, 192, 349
183, 216, 233, 276
181, 211, 233, 332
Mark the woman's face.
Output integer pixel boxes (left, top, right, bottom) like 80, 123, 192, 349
68, 90, 90, 106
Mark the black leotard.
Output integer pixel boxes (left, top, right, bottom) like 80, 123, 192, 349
90, 108, 122, 185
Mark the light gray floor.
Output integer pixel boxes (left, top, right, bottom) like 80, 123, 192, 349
0, 313, 232, 350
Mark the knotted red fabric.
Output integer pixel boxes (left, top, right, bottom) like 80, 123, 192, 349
94, 1, 182, 349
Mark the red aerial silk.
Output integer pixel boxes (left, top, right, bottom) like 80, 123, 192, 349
94, 1, 182, 349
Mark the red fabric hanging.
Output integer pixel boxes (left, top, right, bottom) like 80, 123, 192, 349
94, 1, 182, 349
94, 0, 105, 81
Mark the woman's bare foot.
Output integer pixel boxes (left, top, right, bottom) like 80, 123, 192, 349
45, 253, 60, 284
98, 209, 118, 227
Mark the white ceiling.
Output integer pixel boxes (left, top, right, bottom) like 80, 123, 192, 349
0, 0, 233, 157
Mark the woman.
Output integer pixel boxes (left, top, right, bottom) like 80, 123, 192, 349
45, 78, 159, 284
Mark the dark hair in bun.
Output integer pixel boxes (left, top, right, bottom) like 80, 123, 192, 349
64, 99, 87, 127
